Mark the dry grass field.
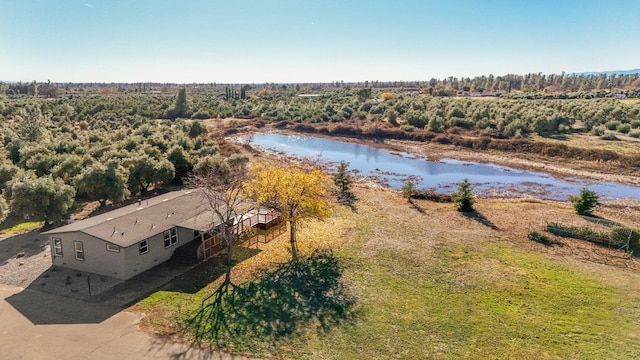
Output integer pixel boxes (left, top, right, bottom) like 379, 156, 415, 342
136, 185, 640, 359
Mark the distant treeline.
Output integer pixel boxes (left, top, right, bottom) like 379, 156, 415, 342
2, 71, 639, 97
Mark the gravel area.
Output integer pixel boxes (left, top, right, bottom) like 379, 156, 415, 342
0, 232, 51, 288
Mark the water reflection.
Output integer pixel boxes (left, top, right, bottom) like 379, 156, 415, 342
250, 134, 640, 201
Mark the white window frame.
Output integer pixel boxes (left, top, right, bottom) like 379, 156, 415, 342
106, 243, 120, 252
139, 240, 149, 255
52, 238, 63, 257
163, 227, 178, 248
74, 241, 85, 261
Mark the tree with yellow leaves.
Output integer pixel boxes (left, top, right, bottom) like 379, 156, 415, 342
243, 162, 331, 260
380, 92, 396, 101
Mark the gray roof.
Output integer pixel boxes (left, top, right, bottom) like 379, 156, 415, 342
43, 190, 218, 248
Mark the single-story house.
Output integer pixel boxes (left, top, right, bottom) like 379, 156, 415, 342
42, 189, 281, 280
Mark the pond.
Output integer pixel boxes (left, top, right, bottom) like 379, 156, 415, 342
248, 133, 640, 201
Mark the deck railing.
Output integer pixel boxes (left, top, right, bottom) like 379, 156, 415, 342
199, 210, 284, 260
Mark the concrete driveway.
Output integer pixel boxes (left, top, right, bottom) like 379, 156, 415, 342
0, 283, 256, 360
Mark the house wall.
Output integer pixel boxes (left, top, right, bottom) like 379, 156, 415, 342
49, 227, 199, 281
120, 227, 195, 280
48, 232, 127, 279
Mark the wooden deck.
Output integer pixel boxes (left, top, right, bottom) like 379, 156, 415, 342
198, 209, 284, 260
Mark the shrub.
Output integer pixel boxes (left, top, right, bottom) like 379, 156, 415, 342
402, 181, 415, 202
630, 119, 640, 129
400, 124, 415, 132
605, 120, 621, 130
617, 123, 631, 134
629, 130, 640, 138
591, 126, 605, 136
412, 190, 452, 202
406, 111, 428, 128
528, 230, 562, 246
452, 178, 474, 212
568, 188, 600, 216
610, 227, 640, 254
385, 109, 398, 126
600, 132, 619, 141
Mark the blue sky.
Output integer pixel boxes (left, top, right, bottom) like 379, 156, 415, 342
1, 0, 638, 83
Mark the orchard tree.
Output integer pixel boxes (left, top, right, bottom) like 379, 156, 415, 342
125, 155, 175, 195
8, 175, 75, 225
0, 161, 19, 192
51, 155, 93, 183
75, 163, 130, 206
357, 88, 372, 102
15, 105, 49, 142
0, 195, 8, 223
244, 162, 331, 260
189, 121, 208, 138
166, 146, 193, 182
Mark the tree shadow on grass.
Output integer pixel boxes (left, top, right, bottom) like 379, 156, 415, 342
167, 246, 261, 294
579, 214, 621, 228
409, 199, 425, 214
462, 210, 499, 230
540, 133, 569, 141
185, 250, 357, 349
338, 193, 358, 213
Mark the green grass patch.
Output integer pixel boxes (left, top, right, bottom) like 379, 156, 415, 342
0, 216, 44, 235
300, 241, 640, 359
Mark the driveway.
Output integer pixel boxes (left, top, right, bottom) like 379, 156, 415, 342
0, 283, 257, 360
0, 230, 257, 360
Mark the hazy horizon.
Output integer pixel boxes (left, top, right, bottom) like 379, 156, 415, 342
2, 0, 639, 84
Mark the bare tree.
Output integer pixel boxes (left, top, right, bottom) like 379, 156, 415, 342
187, 154, 251, 266
185, 154, 252, 343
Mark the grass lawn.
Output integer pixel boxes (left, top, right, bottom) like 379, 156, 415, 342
0, 216, 44, 236
135, 186, 640, 359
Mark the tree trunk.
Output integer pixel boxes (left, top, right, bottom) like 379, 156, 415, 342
225, 227, 233, 265
289, 220, 297, 260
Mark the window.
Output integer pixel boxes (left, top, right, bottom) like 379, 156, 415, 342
74, 241, 84, 261
163, 227, 178, 248
106, 243, 120, 252
139, 240, 149, 255
53, 238, 63, 257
